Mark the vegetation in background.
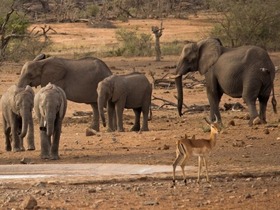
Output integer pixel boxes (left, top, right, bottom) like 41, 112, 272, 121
207, 0, 280, 50
107, 28, 153, 57
2, 0, 280, 60
0, 0, 52, 62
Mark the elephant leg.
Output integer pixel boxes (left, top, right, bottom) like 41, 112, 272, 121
258, 95, 269, 124
141, 106, 149, 131
16, 117, 25, 151
4, 125, 12, 151
115, 103, 125, 132
50, 119, 62, 160
11, 121, 21, 152
206, 89, 223, 123
90, 103, 100, 131
19, 136, 25, 151
107, 102, 116, 132
242, 84, 260, 125
27, 119, 35, 150
40, 130, 51, 159
131, 108, 141, 131
243, 96, 258, 126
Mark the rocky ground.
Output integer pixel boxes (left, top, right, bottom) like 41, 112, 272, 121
0, 18, 280, 209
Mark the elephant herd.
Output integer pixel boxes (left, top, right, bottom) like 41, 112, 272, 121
1, 38, 277, 160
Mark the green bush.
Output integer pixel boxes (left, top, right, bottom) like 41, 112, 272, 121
0, 13, 29, 35
207, 0, 280, 50
161, 40, 185, 56
86, 4, 99, 17
112, 28, 153, 57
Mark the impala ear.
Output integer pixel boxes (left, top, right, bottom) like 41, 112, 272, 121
197, 38, 222, 75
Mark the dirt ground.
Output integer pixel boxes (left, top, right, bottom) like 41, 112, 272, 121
0, 17, 280, 209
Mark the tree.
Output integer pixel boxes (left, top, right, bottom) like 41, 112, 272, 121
0, 0, 53, 61
0, 1, 29, 60
207, 0, 280, 50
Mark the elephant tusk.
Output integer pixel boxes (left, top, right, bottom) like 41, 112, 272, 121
214, 114, 218, 123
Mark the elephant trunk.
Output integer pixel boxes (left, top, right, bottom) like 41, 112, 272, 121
17, 76, 28, 88
175, 75, 183, 116
46, 115, 55, 136
98, 96, 107, 127
19, 108, 31, 138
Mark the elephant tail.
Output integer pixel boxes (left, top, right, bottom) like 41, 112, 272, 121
148, 105, 152, 121
271, 84, 277, 114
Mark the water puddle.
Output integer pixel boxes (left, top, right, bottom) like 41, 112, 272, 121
0, 163, 196, 180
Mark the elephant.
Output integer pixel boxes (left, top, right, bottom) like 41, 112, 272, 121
1, 85, 35, 152
174, 38, 277, 126
97, 72, 152, 132
17, 54, 112, 131
34, 83, 67, 160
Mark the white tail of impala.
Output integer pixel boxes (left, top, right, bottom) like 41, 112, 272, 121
172, 116, 220, 186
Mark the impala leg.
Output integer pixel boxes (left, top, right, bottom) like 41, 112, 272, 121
203, 157, 209, 182
172, 155, 183, 186
197, 156, 202, 183
181, 164, 187, 184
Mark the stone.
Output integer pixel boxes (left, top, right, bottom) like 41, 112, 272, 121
85, 128, 97, 136
228, 120, 235, 126
21, 195, 37, 209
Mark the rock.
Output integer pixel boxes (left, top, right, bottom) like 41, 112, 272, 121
163, 144, 170, 150
263, 128, 269, 134
21, 195, 37, 209
245, 193, 252, 199
20, 158, 33, 164
243, 113, 250, 120
232, 140, 245, 147
143, 200, 159, 206
85, 128, 97, 136
228, 120, 235, 126
253, 117, 261, 125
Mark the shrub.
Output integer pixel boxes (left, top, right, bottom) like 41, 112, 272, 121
113, 28, 153, 56
86, 4, 99, 17
161, 40, 185, 56
207, 0, 280, 50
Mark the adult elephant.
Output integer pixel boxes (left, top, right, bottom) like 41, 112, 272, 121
18, 54, 112, 131
97, 73, 152, 132
1, 85, 35, 151
174, 38, 277, 126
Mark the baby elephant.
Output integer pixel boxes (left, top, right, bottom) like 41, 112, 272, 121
34, 83, 67, 160
1, 85, 35, 152
97, 72, 152, 132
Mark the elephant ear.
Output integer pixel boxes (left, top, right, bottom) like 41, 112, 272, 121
41, 58, 67, 87
25, 85, 35, 96
197, 38, 222, 75
112, 76, 126, 103
33, 53, 46, 61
